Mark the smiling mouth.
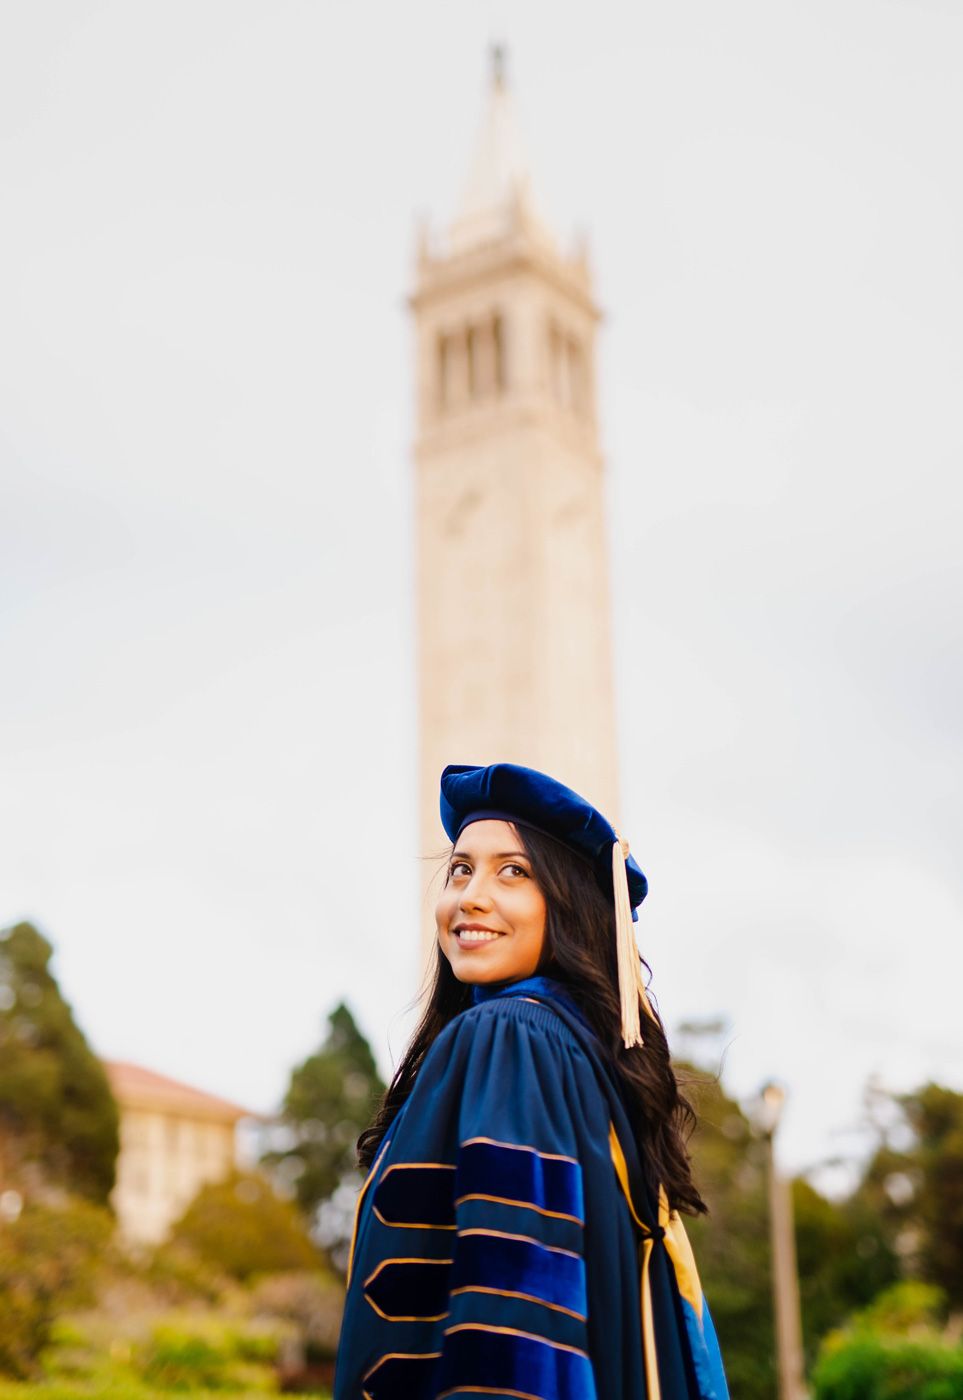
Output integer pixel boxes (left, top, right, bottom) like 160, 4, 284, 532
454, 927, 505, 944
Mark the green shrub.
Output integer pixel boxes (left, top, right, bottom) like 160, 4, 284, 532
170, 1174, 320, 1282
0, 1197, 112, 1378
813, 1335, 963, 1400
134, 1316, 288, 1392
140, 1243, 228, 1306
813, 1282, 963, 1400
856, 1280, 948, 1334
139, 1328, 235, 1391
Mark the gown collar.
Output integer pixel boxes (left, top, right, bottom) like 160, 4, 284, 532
472, 974, 559, 1004
471, 975, 593, 1034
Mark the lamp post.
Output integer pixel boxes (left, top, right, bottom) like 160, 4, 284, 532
754, 1082, 808, 1400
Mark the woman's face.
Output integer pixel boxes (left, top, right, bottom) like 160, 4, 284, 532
436, 819, 547, 986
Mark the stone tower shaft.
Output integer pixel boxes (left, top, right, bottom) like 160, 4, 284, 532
413, 62, 620, 953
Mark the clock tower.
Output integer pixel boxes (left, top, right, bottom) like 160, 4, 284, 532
413, 53, 620, 953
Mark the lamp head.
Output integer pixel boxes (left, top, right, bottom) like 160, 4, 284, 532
756, 1080, 787, 1135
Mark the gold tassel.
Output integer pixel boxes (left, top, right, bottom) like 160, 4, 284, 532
612, 834, 658, 1049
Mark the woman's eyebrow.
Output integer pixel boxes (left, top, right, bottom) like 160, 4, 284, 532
450, 849, 530, 862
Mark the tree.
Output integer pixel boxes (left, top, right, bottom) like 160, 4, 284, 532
859, 1081, 963, 1308
910, 1084, 963, 1304
170, 1172, 321, 1281
793, 1177, 898, 1354
265, 1003, 385, 1276
269, 1003, 385, 1214
0, 922, 119, 1204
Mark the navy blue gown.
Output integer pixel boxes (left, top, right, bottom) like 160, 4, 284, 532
334, 977, 729, 1400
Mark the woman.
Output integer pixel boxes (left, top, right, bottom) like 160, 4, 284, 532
335, 762, 729, 1400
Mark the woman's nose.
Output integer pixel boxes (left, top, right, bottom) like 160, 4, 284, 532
460, 871, 492, 910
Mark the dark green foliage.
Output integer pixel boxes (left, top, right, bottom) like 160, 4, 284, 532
0, 923, 119, 1204
683, 1068, 776, 1400
169, 1172, 321, 1281
794, 1177, 900, 1358
812, 1281, 963, 1400
859, 1083, 963, 1308
0, 1196, 112, 1377
271, 1003, 385, 1213
911, 1085, 963, 1301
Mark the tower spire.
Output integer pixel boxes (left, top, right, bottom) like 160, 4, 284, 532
450, 47, 553, 255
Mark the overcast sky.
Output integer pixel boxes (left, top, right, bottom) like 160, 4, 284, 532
1, 0, 960, 1182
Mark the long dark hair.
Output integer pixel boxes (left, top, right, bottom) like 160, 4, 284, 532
358, 824, 707, 1216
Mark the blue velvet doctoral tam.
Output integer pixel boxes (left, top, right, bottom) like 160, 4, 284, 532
335, 979, 729, 1400
440, 763, 648, 914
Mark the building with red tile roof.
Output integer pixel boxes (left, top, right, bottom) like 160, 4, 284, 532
104, 1060, 254, 1244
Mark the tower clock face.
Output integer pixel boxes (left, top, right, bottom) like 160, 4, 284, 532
444, 485, 485, 538
553, 484, 591, 532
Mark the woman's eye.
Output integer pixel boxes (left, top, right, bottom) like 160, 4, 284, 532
501, 863, 528, 878
450, 861, 471, 878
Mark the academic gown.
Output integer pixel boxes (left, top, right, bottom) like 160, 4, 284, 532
334, 977, 729, 1400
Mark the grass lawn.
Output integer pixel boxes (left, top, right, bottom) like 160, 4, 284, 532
0, 1387, 331, 1400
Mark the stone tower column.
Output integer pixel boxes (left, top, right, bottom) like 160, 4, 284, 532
413, 56, 620, 961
